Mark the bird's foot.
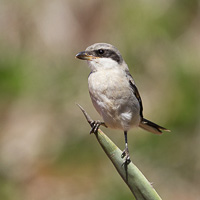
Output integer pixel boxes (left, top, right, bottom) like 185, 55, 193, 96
90, 120, 107, 134
121, 148, 131, 165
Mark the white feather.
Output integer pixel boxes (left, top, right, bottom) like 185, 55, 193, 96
88, 57, 119, 72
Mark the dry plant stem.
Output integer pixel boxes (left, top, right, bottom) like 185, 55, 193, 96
77, 104, 162, 200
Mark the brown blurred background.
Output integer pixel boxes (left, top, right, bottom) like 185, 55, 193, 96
0, 0, 200, 199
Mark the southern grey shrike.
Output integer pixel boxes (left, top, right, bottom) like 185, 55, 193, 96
76, 43, 170, 164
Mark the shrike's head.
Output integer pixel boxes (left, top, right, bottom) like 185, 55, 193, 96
76, 43, 128, 72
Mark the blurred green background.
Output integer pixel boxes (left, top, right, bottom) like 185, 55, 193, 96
0, 0, 200, 199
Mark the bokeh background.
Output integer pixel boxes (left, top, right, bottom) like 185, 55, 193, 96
0, 0, 200, 199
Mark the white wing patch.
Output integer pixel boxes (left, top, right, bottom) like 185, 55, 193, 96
120, 112, 132, 121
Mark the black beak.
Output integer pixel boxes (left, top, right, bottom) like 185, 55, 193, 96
75, 51, 93, 60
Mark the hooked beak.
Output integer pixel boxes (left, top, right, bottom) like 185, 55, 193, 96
75, 51, 94, 61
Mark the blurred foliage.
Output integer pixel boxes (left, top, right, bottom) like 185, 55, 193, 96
0, 0, 200, 199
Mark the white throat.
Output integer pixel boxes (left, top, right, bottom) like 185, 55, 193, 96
88, 57, 118, 72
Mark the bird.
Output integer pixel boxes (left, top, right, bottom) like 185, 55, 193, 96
76, 43, 170, 164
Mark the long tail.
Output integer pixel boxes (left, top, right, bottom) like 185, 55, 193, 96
139, 118, 170, 135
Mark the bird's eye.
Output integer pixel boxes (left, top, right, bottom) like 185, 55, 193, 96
98, 49, 104, 55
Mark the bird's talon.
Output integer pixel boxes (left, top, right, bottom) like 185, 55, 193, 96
121, 146, 131, 165
90, 120, 104, 134
89, 121, 95, 134
121, 151, 126, 158
126, 156, 131, 164
89, 128, 94, 134
122, 156, 131, 166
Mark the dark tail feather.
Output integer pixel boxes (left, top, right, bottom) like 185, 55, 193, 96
139, 118, 170, 135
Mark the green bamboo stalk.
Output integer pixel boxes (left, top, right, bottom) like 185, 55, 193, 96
77, 104, 162, 200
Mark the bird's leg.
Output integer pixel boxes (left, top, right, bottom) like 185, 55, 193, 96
90, 120, 107, 134
121, 131, 131, 165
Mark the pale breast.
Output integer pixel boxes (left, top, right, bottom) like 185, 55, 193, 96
88, 69, 140, 131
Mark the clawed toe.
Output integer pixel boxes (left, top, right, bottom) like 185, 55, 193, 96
90, 120, 106, 134
121, 150, 126, 158
122, 155, 131, 166
121, 148, 131, 165
90, 121, 100, 134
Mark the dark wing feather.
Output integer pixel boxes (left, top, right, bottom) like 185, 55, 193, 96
126, 73, 143, 119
